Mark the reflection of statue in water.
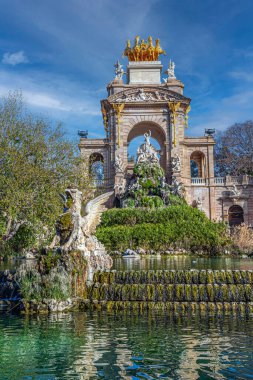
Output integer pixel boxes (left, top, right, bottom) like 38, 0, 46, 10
137, 131, 159, 164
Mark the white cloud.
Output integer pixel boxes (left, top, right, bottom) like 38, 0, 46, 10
2, 51, 28, 66
229, 70, 253, 83
189, 89, 253, 135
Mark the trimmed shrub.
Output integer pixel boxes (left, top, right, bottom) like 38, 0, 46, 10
96, 208, 229, 253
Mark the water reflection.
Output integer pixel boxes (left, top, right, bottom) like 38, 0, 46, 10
112, 255, 253, 272
0, 311, 252, 379
1, 256, 253, 273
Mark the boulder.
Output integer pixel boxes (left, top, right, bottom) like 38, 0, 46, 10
136, 247, 146, 255
123, 248, 138, 256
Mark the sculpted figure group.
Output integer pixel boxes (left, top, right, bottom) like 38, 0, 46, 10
123, 36, 166, 61
136, 130, 159, 164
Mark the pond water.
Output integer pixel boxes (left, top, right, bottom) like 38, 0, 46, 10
1, 255, 253, 273
112, 255, 253, 272
0, 311, 253, 379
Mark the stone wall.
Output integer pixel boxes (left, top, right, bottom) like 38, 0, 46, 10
186, 176, 253, 225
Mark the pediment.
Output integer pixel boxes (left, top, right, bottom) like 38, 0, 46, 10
106, 87, 190, 105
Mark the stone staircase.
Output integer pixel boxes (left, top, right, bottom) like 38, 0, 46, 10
84, 191, 114, 235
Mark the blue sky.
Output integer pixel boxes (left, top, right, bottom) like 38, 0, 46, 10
1, 0, 253, 142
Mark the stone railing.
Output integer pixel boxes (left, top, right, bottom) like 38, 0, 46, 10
191, 178, 207, 185
191, 175, 253, 187
214, 177, 225, 184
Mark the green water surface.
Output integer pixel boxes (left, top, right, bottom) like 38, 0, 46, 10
112, 255, 253, 271
0, 311, 253, 379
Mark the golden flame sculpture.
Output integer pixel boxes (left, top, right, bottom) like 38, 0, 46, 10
123, 36, 166, 61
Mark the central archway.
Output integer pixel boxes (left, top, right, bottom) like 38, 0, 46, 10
126, 121, 167, 170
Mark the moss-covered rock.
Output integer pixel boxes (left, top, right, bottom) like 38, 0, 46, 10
56, 212, 73, 244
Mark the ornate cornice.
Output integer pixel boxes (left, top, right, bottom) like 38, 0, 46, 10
103, 87, 190, 106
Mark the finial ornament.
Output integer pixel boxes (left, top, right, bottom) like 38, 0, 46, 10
114, 60, 124, 80
163, 60, 176, 82
123, 36, 166, 61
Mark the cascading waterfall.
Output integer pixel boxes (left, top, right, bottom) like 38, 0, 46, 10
85, 269, 253, 313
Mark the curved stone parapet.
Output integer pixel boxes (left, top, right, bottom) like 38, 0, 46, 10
84, 191, 114, 235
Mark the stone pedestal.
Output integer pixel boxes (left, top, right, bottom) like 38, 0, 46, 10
127, 61, 162, 84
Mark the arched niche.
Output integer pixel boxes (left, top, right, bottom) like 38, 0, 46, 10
190, 151, 206, 178
126, 121, 166, 170
228, 205, 244, 226
89, 153, 104, 185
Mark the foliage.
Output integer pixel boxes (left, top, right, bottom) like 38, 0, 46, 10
0, 92, 91, 255
99, 206, 208, 227
19, 248, 88, 301
56, 212, 73, 244
139, 195, 164, 208
214, 121, 253, 176
96, 206, 230, 253
20, 269, 71, 301
123, 162, 177, 208
133, 162, 164, 185
9, 224, 36, 252
231, 223, 253, 253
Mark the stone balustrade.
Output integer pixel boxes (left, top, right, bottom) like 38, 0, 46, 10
191, 178, 207, 185
191, 175, 253, 187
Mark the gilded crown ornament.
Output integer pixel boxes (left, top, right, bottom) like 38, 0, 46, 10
123, 36, 166, 61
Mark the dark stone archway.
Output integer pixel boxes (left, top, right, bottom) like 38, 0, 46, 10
228, 205, 244, 226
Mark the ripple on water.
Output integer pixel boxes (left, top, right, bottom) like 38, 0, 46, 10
0, 312, 253, 379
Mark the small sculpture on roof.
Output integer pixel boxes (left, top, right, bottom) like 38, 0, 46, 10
114, 60, 124, 80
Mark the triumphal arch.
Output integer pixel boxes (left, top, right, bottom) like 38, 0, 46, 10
79, 36, 253, 226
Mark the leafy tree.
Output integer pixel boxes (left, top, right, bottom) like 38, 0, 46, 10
214, 121, 253, 176
0, 92, 90, 254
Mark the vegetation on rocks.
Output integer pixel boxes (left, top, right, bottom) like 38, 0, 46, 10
19, 248, 88, 302
93, 269, 253, 285
121, 162, 185, 208
85, 269, 253, 311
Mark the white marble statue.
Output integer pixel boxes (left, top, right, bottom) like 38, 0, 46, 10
136, 131, 159, 164
117, 89, 156, 102
114, 178, 126, 195
114, 60, 124, 80
160, 176, 166, 188
114, 154, 124, 173
171, 154, 181, 172
144, 130, 151, 146
230, 184, 240, 197
171, 176, 185, 198
163, 60, 176, 82
196, 197, 202, 210
115, 89, 180, 103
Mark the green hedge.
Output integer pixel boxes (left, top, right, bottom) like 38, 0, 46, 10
96, 206, 229, 252
99, 206, 209, 227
